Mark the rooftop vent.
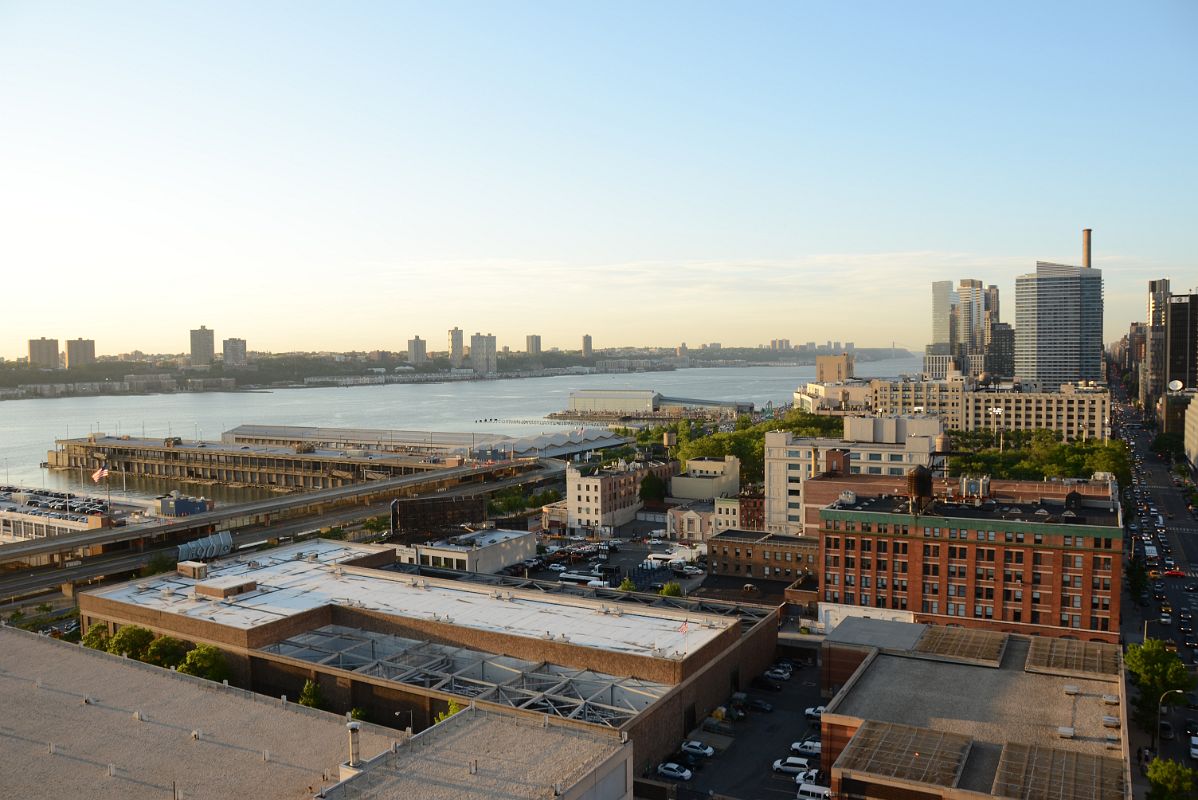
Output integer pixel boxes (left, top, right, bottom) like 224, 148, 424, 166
1057, 727, 1075, 739
1064, 685, 1080, 696
1102, 694, 1119, 706
1102, 716, 1120, 729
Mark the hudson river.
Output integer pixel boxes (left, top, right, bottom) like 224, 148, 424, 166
0, 357, 920, 499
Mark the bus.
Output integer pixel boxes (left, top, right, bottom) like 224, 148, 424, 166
558, 571, 604, 585
1144, 545, 1160, 567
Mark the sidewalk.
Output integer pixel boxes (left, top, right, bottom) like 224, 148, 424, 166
1119, 585, 1159, 800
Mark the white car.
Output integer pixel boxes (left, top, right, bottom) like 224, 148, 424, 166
773, 756, 811, 774
764, 668, 791, 681
680, 740, 714, 758
794, 768, 823, 785
656, 762, 692, 781
547, 564, 567, 572
804, 705, 825, 721
791, 740, 822, 757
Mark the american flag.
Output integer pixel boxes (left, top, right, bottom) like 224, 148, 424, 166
678, 621, 688, 634
91, 467, 109, 483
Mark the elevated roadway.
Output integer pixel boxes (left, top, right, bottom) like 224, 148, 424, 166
0, 458, 561, 568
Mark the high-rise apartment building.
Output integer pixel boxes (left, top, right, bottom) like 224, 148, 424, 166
1165, 295, 1198, 390
1014, 256, 1103, 390
64, 338, 95, 369
525, 335, 541, 356
190, 326, 215, 367
930, 280, 955, 349
470, 332, 497, 375
222, 338, 247, 367
407, 336, 427, 366
984, 322, 1014, 377
582, 334, 593, 358
448, 327, 464, 368
28, 337, 59, 369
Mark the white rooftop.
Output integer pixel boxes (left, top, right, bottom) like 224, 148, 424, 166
430, 528, 530, 550
92, 540, 729, 658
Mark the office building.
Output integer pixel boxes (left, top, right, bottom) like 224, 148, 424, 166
816, 619, 1127, 800
984, 322, 1014, 377
807, 472, 1122, 642
582, 334, 593, 358
525, 334, 541, 355
64, 338, 95, 369
448, 327, 464, 368
407, 335, 427, 366
393, 528, 536, 574
190, 325, 215, 367
930, 280, 955, 351
1165, 294, 1198, 391
1141, 278, 1171, 409
28, 337, 59, 369
222, 337, 247, 367
764, 416, 945, 536
1014, 242, 1103, 389
708, 529, 818, 581
469, 332, 497, 375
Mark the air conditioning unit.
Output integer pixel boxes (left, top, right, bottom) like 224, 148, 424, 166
1057, 727, 1075, 739
1063, 685, 1080, 696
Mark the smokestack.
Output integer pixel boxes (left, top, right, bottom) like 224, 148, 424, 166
1082, 228, 1092, 268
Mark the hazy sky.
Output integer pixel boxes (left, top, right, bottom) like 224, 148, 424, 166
2, 1, 1195, 359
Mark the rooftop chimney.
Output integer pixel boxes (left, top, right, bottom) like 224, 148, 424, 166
347, 722, 361, 767
1082, 228, 1092, 268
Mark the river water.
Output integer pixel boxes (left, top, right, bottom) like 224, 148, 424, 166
0, 356, 920, 500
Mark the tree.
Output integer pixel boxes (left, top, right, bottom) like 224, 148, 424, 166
618, 576, 637, 591
298, 678, 325, 709
639, 473, 666, 503
1126, 554, 1149, 600
1125, 639, 1196, 727
81, 622, 110, 651
143, 635, 192, 669
659, 581, 683, 597
1146, 758, 1197, 800
350, 707, 368, 721
35, 603, 52, 615
178, 643, 231, 682
433, 699, 463, 725
139, 551, 176, 578
362, 516, 388, 534
107, 625, 155, 661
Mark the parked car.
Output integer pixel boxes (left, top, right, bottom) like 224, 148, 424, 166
680, 740, 714, 758
547, 564, 567, 572
804, 705, 825, 721
791, 740, 822, 757
764, 668, 791, 681
748, 699, 774, 713
794, 769, 823, 785
656, 762, 692, 781
773, 756, 811, 774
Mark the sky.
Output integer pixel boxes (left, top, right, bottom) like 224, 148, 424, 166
1, 1, 1195, 359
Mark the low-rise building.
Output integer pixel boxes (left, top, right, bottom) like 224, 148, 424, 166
393, 528, 536, 574
671, 455, 740, 500
793, 380, 872, 414
666, 500, 715, 542
566, 460, 675, 532
817, 619, 1128, 800
708, 529, 818, 583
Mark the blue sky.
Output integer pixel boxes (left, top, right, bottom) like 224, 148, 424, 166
1, 1, 1194, 358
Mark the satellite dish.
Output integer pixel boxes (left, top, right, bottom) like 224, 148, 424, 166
1169, 380, 1184, 392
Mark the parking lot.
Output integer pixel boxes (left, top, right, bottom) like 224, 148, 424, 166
674, 660, 825, 799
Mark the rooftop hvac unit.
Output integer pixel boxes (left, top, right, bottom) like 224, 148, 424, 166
1064, 685, 1080, 696
1102, 716, 1120, 729
1102, 694, 1119, 705
1057, 727, 1075, 739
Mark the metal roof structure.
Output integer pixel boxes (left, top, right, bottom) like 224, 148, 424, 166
1024, 637, 1121, 678
992, 743, 1126, 800
836, 720, 972, 789
912, 626, 1008, 667
263, 625, 668, 728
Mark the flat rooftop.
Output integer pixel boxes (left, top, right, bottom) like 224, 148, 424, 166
825, 493, 1120, 529
430, 528, 530, 550
830, 636, 1127, 799
92, 540, 731, 658
709, 529, 810, 545
322, 706, 625, 800
59, 435, 426, 465
824, 616, 927, 651
0, 626, 393, 800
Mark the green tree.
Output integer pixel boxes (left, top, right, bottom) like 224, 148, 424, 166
1126, 554, 1149, 600
617, 576, 637, 591
350, 707, 368, 721
35, 603, 52, 615
107, 625, 155, 661
659, 581, 683, 597
178, 643, 231, 682
81, 622, 110, 651
1146, 758, 1197, 800
143, 635, 192, 669
433, 699, 463, 724
139, 551, 176, 578
639, 473, 666, 503
362, 516, 389, 534
298, 678, 325, 709
1125, 639, 1196, 727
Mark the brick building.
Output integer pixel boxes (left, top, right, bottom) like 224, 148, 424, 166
709, 529, 819, 583
806, 471, 1122, 643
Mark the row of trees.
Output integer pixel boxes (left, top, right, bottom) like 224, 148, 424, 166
1124, 638, 1198, 799
82, 623, 229, 681
947, 429, 1132, 487
488, 486, 562, 516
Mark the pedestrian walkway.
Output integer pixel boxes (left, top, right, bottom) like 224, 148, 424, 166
1119, 587, 1156, 800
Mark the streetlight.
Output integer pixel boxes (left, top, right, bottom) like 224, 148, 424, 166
1154, 688, 1185, 750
